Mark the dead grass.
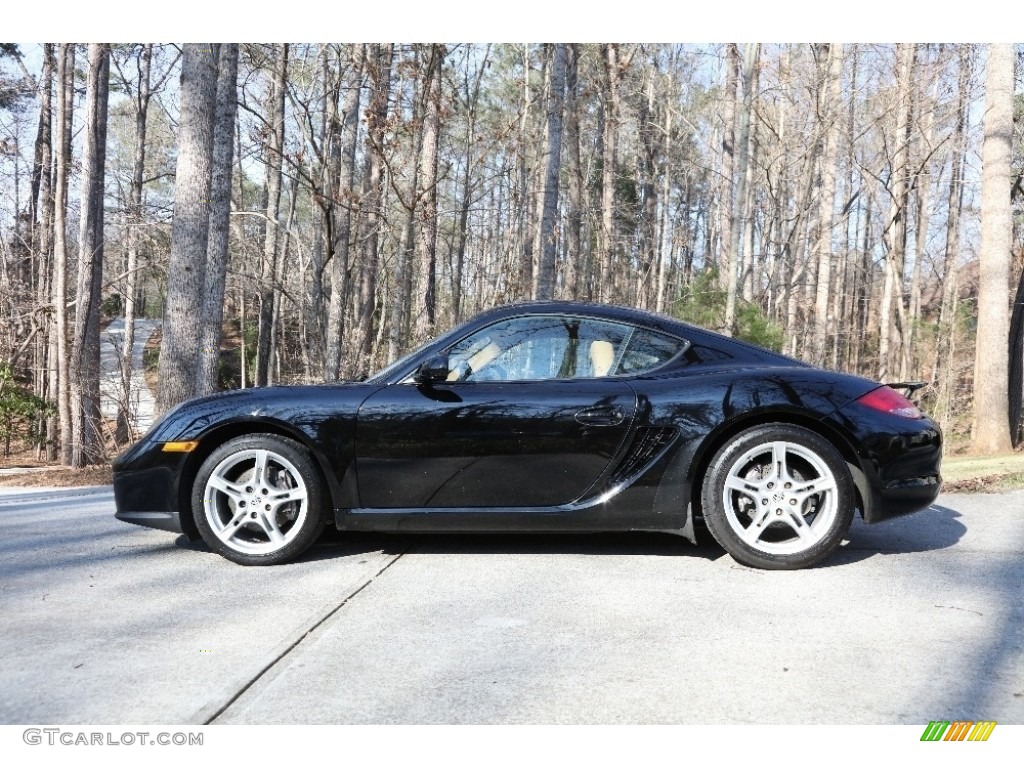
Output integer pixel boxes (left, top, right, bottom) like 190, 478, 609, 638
0, 465, 112, 488
941, 452, 1024, 493
0, 422, 125, 489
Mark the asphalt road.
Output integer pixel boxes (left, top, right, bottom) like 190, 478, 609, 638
1, 485, 1022, 725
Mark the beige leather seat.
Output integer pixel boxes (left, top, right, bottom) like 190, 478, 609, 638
590, 340, 615, 377
447, 341, 501, 381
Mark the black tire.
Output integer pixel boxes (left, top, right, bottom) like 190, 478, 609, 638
192, 433, 327, 565
700, 424, 855, 570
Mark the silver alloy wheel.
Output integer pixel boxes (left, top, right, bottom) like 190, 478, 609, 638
202, 448, 309, 556
720, 440, 839, 555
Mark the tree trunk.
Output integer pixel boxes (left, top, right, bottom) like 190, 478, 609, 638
598, 43, 621, 301
255, 44, 287, 387
656, 101, 672, 313
516, 44, 534, 299
971, 43, 1014, 453
718, 44, 739, 281
304, 50, 332, 382
196, 44, 238, 397
907, 64, 939, 380
34, 45, 56, 459
564, 44, 583, 300
324, 45, 363, 381
878, 44, 915, 381
117, 43, 152, 441
68, 44, 110, 466
157, 43, 219, 413
269, 173, 298, 384
633, 63, 657, 308
534, 43, 567, 301
452, 47, 489, 321
390, 61, 424, 361
413, 44, 445, 341
1008, 266, 1024, 446
355, 43, 393, 379
54, 43, 74, 464
725, 43, 759, 335
810, 43, 843, 366
738, 59, 759, 305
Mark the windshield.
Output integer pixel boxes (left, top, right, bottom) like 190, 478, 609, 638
364, 342, 431, 384
364, 318, 473, 384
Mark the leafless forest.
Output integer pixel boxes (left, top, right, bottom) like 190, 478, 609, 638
0, 43, 1022, 466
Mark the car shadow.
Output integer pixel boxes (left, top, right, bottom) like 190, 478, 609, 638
176, 528, 723, 563
171, 531, 404, 562
313, 529, 722, 561
823, 503, 968, 567
174, 503, 966, 567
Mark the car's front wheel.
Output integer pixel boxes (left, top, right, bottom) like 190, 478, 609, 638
192, 433, 327, 565
700, 424, 855, 570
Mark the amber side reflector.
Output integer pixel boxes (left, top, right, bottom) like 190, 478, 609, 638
161, 441, 199, 453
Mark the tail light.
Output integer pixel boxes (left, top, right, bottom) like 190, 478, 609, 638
856, 386, 923, 419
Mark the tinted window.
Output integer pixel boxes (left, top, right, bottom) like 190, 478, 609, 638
617, 328, 688, 375
445, 316, 686, 382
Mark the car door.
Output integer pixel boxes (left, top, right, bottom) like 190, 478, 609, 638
354, 315, 638, 509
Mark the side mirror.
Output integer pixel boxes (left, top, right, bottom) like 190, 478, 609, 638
415, 353, 450, 384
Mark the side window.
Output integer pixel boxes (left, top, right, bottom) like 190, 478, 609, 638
446, 316, 633, 382
616, 328, 688, 375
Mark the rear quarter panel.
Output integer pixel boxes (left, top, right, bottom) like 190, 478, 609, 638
603, 365, 882, 529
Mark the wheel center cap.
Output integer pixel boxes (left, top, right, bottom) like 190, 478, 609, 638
772, 491, 785, 503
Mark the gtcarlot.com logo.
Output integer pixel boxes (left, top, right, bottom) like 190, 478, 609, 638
920, 721, 997, 742
23, 729, 203, 747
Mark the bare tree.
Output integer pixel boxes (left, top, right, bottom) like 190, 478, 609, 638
156, 43, 219, 413
324, 46, 363, 380
563, 44, 584, 300
52, 44, 74, 463
451, 45, 490, 320
724, 43, 759, 335
413, 43, 446, 341
933, 51, 974, 429
598, 43, 621, 300
68, 43, 110, 466
878, 44, 915, 382
389, 58, 423, 362
810, 43, 843, 365
534, 43, 567, 301
255, 43, 287, 387
971, 44, 1014, 453
1010, 265, 1024, 446
113, 43, 153, 440
33, 45, 56, 459
196, 44, 239, 397
717, 44, 739, 281
354, 44, 393, 379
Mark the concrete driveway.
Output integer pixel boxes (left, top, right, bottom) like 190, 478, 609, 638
1, 486, 1021, 725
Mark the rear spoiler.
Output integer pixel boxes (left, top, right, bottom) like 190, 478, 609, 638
885, 381, 928, 395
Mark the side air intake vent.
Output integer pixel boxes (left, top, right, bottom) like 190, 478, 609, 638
607, 426, 677, 486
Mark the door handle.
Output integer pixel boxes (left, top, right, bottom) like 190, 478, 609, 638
574, 406, 626, 427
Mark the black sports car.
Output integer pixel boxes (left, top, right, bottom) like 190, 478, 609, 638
113, 301, 942, 569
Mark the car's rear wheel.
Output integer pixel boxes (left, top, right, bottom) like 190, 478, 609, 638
192, 433, 327, 565
700, 424, 855, 570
